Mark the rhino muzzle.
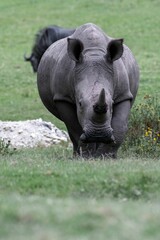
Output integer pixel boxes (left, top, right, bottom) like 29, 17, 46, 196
80, 126, 115, 144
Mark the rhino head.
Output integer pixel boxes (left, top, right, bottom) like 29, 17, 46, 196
67, 37, 123, 144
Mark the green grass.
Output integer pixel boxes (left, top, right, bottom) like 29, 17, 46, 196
1, 147, 160, 199
0, 147, 160, 240
0, 0, 160, 239
1, 195, 160, 240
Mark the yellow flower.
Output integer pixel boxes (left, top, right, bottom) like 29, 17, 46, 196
153, 138, 156, 141
145, 129, 152, 137
145, 131, 149, 137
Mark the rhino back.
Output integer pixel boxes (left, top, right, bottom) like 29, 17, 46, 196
72, 23, 110, 51
121, 45, 139, 104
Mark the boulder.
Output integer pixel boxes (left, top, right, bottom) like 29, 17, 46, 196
0, 119, 69, 149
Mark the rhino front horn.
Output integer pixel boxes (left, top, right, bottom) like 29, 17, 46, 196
93, 88, 108, 114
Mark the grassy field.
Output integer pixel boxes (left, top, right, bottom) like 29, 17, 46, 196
0, 0, 160, 239
1, 148, 160, 239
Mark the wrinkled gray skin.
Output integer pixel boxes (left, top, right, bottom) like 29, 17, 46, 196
37, 23, 139, 158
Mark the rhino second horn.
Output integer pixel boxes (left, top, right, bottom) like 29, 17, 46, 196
93, 88, 108, 114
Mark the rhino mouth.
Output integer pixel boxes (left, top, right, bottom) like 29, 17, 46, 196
80, 125, 115, 144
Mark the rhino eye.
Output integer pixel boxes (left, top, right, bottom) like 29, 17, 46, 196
79, 101, 82, 107
78, 99, 85, 110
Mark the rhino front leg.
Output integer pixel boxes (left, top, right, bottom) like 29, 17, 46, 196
112, 100, 131, 149
96, 100, 131, 158
54, 101, 83, 155
55, 101, 96, 157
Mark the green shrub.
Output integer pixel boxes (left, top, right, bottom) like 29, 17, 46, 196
122, 95, 160, 158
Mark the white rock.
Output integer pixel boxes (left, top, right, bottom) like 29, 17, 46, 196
0, 119, 69, 149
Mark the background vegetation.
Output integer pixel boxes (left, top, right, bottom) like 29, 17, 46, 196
0, 0, 160, 239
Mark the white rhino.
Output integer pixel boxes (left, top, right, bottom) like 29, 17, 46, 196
37, 23, 139, 158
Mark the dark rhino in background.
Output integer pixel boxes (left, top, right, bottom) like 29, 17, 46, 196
37, 23, 139, 158
24, 25, 75, 72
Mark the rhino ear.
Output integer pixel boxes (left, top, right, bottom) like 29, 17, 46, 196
106, 39, 124, 63
67, 38, 84, 62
